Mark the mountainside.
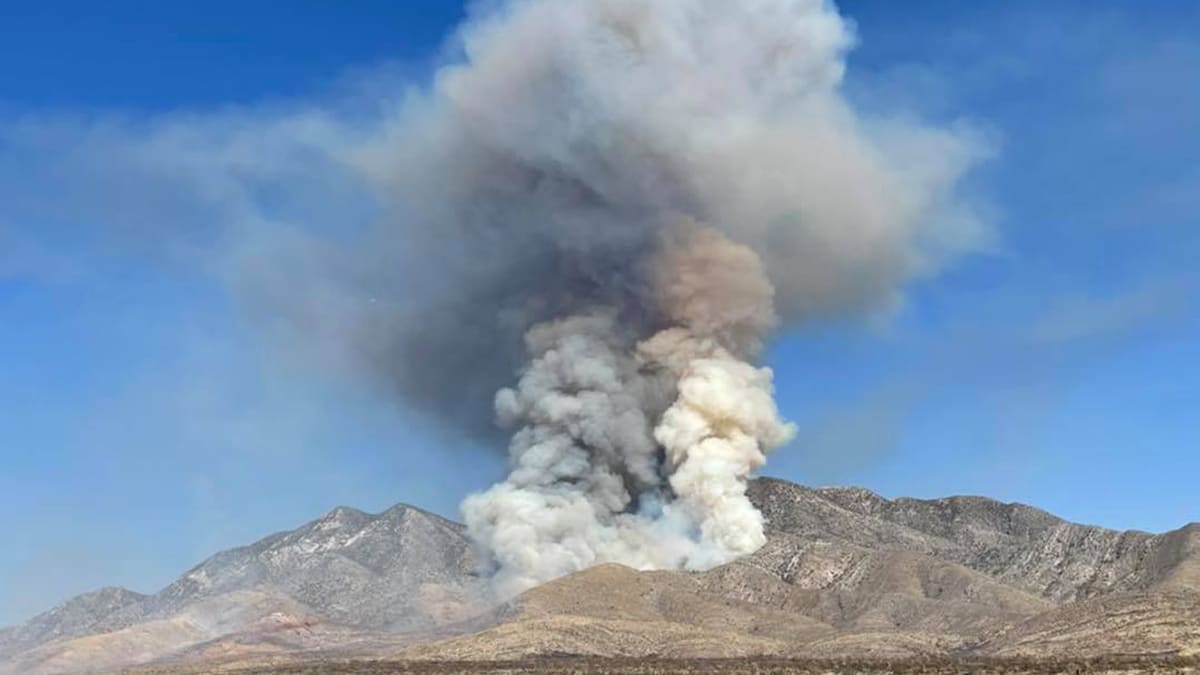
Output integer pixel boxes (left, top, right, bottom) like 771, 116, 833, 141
0, 504, 481, 674
748, 479, 1194, 602
2, 479, 1196, 673
0, 587, 149, 658
977, 590, 1200, 657
143, 503, 480, 631
402, 563, 836, 660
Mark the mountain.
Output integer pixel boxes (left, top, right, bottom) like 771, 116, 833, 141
143, 503, 480, 631
2, 479, 1196, 673
402, 481, 1198, 662
0, 587, 148, 659
0, 504, 481, 674
746, 479, 1198, 602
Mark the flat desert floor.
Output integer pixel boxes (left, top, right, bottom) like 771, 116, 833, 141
127, 656, 1200, 674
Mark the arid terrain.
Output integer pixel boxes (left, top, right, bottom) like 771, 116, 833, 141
3, 478, 1197, 674
125, 655, 1200, 675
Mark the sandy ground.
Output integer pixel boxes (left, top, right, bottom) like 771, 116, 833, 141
125, 655, 1200, 674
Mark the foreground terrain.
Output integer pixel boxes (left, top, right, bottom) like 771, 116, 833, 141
2, 478, 1197, 673
127, 656, 1200, 675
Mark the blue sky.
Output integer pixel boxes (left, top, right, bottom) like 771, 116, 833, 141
1, 0, 1198, 625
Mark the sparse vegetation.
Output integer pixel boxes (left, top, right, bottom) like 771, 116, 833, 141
129, 655, 1200, 675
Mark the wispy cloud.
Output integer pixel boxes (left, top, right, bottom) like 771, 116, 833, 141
1029, 284, 1194, 346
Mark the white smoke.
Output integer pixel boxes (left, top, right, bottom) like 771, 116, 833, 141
464, 223, 796, 596
640, 223, 795, 567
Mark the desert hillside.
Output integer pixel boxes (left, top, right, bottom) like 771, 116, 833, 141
2, 478, 1196, 674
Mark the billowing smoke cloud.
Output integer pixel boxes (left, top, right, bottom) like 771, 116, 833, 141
464, 223, 796, 595
1, 0, 982, 596
340, 0, 983, 595
341, 0, 982, 441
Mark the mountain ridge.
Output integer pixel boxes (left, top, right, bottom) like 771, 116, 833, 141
2, 478, 1196, 673
748, 478, 1195, 602
0, 502, 479, 668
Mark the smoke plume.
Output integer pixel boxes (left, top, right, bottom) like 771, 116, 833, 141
269, 0, 984, 594
465, 221, 796, 595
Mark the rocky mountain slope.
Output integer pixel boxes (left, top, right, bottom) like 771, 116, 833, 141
747, 479, 1199, 602
0, 587, 148, 659
400, 481, 1198, 661
2, 479, 1196, 673
0, 504, 481, 674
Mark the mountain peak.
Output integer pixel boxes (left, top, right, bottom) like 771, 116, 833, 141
0, 586, 149, 659
313, 502, 458, 528
323, 505, 369, 519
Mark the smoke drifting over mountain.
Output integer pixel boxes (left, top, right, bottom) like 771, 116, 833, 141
0, 0, 980, 595
333, 0, 984, 594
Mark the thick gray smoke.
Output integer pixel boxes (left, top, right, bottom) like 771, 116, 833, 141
308, 0, 984, 594
465, 223, 797, 595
